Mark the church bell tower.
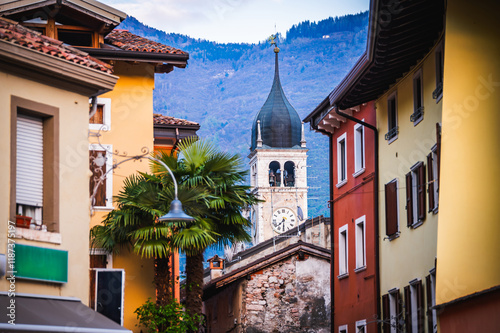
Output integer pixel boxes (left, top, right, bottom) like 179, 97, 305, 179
248, 37, 308, 244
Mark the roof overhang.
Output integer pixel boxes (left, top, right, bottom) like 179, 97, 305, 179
0, 0, 126, 33
80, 47, 189, 72
0, 293, 132, 332
304, 0, 445, 131
0, 38, 118, 96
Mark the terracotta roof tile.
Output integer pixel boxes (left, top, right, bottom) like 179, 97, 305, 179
0, 17, 113, 74
106, 30, 187, 55
153, 114, 199, 126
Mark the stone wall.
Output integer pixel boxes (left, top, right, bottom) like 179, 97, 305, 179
241, 254, 330, 333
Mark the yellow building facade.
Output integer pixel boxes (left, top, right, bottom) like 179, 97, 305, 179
435, 0, 500, 330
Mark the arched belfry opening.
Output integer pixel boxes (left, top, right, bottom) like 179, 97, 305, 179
284, 161, 295, 187
269, 161, 281, 187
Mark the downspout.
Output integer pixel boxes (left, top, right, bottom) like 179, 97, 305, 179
334, 105, 381, 331
311, 123, 334, 327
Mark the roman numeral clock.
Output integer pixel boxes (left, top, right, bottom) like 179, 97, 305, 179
248, 40, 308, 244
272, 208, 297, 234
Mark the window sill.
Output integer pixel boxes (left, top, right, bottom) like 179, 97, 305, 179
387, 135, 398, 145
412, 116, 424, 127
15, 228, 62, 244
384, 232, 400, 241
337, 273, 349, 280
411, 220, 424, 229
89, 124, 110, 131
93, 206, 114, 211
336, 179, 347, 189
353, 168, 365, 178
354, 266, 367, 273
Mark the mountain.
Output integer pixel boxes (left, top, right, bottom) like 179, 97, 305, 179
118, 12, 368, 222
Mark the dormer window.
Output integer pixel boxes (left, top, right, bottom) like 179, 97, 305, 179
22, 18, 98, 48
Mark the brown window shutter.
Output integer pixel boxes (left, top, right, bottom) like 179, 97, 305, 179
436, 123, 441, 186
89, 269, 96, 309
404, 285, 412, 333
426, 275, 434, 333
382, 294, 391, 332
427, 153, 435, 212
417, 163, 426, 221
385, 181, 399, 236
406, 172, 413, 227
89, 150, 106, 206
416, 280, 424, 333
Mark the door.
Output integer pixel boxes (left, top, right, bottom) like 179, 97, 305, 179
95, 269, 124, 325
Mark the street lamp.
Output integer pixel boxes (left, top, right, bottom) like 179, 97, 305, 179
146, 156, 195, 222
91, 154, 194, 222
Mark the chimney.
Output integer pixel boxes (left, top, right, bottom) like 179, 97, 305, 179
207, 255, 224, 280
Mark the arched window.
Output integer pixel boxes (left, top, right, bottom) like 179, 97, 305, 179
269, 161, 281, 187
284, 161, 295, 187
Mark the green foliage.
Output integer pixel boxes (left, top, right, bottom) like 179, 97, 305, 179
135, 299, 203, 333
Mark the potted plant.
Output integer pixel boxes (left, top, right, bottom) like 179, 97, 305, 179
16, 215, 32, 229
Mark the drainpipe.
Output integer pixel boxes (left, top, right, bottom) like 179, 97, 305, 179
334, 105, 381, 332
310, 123, 334, 327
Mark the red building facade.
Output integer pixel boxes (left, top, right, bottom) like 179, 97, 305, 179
307, 101, 378, 332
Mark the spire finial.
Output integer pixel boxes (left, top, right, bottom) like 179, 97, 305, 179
301, 122, 307, 148
268, 34, 280, 53
257, 120, 263, 148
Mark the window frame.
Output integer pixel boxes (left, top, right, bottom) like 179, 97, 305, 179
411, 69, 424, 126
353, 122, 365, 177
433, 41, 444, 102
10, 96, 60, 233
385, 91, 398, 143
426, 269, 437, 333
338, 224, 349, 278
89, 144, 114, 210
407, 279, 424, 333
356, 319, 367, 333
355, 215, 366, 271
427, 145, 439, 214
89, 97, 111, 131
406, 162, 426, 229
339, 324, 348, 333
93, 268, 125, 325
388, 288, 401, 333
336, 132, 348, 188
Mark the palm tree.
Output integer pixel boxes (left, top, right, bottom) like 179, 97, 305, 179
91, 138, 258, 330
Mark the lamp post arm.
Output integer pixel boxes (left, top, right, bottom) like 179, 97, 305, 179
144, 156, 179, 200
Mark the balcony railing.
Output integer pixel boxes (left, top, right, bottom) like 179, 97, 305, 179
410, 106, 424, 123
385, 126, 399, 141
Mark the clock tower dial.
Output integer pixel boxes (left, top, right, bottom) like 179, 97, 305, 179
272, 208, 296, 234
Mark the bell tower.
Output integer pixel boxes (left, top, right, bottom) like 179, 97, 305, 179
248, 37, 308, 244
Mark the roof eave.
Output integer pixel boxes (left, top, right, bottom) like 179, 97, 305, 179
81, 47, 189, 67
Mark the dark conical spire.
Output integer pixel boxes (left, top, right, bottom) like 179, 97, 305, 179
251, 36, 302, 151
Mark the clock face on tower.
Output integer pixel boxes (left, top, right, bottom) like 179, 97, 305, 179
272, 208, 296, 234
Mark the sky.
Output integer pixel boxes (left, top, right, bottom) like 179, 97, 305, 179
101, 0, 369, 44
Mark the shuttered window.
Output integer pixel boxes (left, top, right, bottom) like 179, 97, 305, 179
404, 285, 412, 332
89, 150, 107, 207
16, 115, 44, 207
385, 180, 399, 237
382, 294, 390, 332
406, 162, 426, 227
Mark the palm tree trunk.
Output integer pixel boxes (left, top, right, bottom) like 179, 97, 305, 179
185, 251, 204, 322
154, 255, 172, 306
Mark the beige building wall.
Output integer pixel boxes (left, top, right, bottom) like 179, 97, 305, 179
436, 0, 500, 306
89, 62, 157, 332
0, 72, 93, 302
377, 42, 443, 295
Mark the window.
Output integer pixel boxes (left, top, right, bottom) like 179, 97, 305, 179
269, 161, 281, 187
411, 70, 424, 125
356, 319, 367, 333
433, 42, 444, 102
385, 92, 398, 142
354, 123, 365, 176
284, 161, 295, 187
355, 216, 366, 270
383, 289, 401, 333
427, 146, 439, 213
89, 98, 111, 131
11, 96, 59, 233
57, 29, 94, 47
385, 179, 399, 239
406, 162, 426, 228
338, 224, 348, 277
405, 280, 424, 333
339, 324, 348, 333
89, 144, 113, 209
426, 270, 437, 333
337, 133, 347, 187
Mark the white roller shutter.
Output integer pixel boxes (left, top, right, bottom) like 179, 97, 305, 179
16, 114, 43, 207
